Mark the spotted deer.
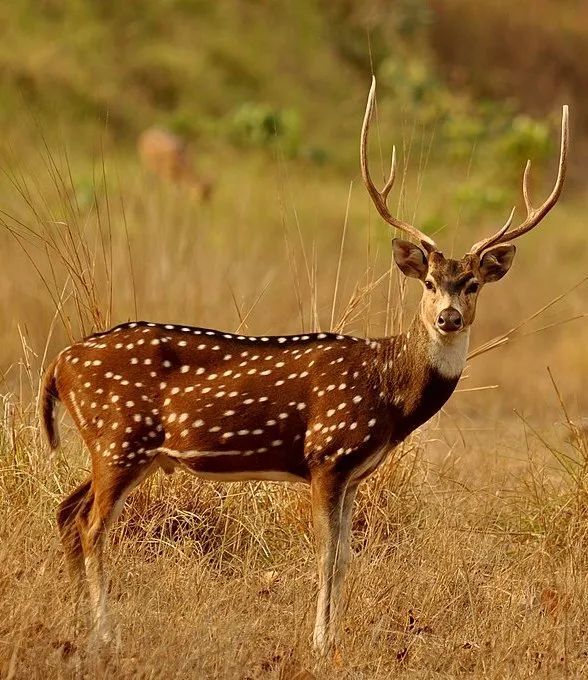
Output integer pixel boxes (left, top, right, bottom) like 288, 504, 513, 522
41, 78, 568, 655
138, 127, 213, 201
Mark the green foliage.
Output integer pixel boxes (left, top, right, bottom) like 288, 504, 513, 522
379, 56, 442, 112
166, 111, 215, 140
0, 0, 573, 242
498, 115, 552, 170
442, 114, 487, 161
454, 181, 508, 218
226, 103, 300, 156
394, 0, 434, 38
300, 146, 330, 165
419, 213, 446, 236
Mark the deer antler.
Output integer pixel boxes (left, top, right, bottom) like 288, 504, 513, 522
361, 77, 438, 253
469, 105, 569, 256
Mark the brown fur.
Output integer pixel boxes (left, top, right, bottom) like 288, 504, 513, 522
138, 128, 213, 201
39, 356, 60, 449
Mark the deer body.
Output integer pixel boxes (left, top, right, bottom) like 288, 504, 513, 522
45, 318, 465, 483
42, 313, 465, 651
42, 78, 568, 655
138, 127, 213, 201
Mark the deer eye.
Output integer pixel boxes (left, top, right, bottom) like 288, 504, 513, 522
424, 280, 435, 292
465, 282, 480, 294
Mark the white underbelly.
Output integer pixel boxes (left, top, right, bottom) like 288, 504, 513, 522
350, 444, 390, 481
156, 447, 307, 483
184, 468, 306, 483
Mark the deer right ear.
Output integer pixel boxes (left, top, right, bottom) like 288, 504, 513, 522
392, 239, 428, 280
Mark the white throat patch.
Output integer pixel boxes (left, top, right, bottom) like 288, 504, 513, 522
425, 325, 470, 379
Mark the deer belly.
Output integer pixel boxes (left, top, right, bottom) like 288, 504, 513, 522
160, 446, 309, 483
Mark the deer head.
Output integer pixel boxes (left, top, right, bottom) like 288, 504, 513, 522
391, 240, 515, 338
361, 77, 569, 340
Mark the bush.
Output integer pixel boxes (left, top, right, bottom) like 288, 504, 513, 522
498, 115, 552, 172
226, 103, 300, 157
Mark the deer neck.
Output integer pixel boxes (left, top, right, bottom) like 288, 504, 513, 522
420, 312, 470, 381
375, 311, 469, 432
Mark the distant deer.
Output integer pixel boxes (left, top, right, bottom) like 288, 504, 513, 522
41, 78, 568, 655
138, 127, 213, 201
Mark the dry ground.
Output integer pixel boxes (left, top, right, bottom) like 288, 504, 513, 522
0, 141, 587, 678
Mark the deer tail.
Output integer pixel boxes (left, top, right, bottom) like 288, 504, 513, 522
39, 356, 61, 450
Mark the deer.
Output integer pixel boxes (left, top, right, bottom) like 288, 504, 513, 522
137, 127, 213, 202
40, 77, 568, 656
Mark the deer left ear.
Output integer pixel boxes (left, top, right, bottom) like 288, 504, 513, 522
479, 244, 516, 283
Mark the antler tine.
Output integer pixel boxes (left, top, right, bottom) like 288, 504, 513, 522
469, 105, 569, 256
522, 159, 532, 215
381, 146, 396, 201
468, 206, 516, 255
361, 76, 437, 252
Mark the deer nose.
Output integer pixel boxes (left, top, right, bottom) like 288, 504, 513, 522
436, 308, 463, 333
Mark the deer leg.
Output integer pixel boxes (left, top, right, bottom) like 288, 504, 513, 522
76, 489, 115, 646
57, 477, 93, 633
311, 474, 357, 655
338, 481, 359, 580
75, 461, 156, 647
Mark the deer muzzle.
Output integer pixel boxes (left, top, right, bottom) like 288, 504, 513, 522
436, 307, 463, 334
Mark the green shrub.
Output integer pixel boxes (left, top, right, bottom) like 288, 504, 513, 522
226, 103, 300, 157
498, 115, 552, 171
454, 181, 508, 217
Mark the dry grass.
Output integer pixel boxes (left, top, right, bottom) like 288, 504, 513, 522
0, 130, 587, 678
3, 404, 588, 678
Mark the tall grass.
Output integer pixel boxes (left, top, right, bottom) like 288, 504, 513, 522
2, 377, 588, 677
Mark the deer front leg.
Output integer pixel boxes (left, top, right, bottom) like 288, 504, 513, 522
311, 473, 358, 655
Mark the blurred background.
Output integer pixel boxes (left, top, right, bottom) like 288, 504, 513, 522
0, 0, 586, 422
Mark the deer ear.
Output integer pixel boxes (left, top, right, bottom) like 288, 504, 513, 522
392, 239, 428, 280
479, 244, 516, 283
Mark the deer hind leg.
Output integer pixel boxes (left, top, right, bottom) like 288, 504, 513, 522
57, 477, 93, 632
337, 481, 359, 583
75, 460, 157, 646
311, 474, 358, 655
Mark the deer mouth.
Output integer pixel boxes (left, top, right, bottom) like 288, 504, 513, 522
436, 327, 464, 337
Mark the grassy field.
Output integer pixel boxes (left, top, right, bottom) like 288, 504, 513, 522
0, 138, 586, 678
1, 2, 588, 678
2, 416, 588, 678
